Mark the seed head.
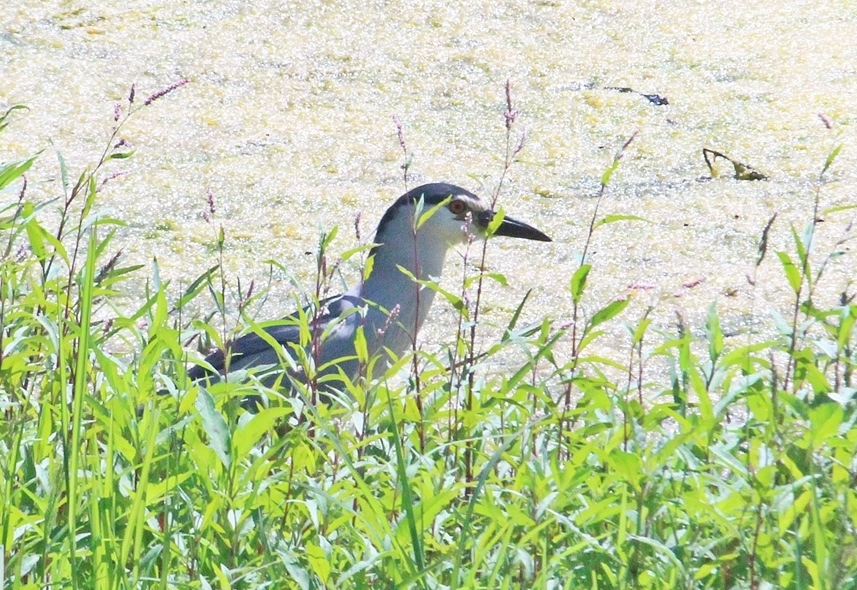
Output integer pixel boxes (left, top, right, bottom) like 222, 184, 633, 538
144, 78, 189, 106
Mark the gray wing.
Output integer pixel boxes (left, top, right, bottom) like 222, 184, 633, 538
187, 292, 361, 383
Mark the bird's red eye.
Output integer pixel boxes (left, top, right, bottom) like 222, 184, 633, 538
449, 199, 466, 215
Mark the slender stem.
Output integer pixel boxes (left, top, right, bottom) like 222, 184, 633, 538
464, 81, 524, 487
410, 209, 426, 453
783, 159, 829, 391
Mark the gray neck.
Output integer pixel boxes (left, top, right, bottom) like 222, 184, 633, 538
360, 211, 449, 358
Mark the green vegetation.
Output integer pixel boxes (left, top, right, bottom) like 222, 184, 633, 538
1, 90, 855, 590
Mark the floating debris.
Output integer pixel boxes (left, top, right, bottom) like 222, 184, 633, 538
703, 148, 768, 181
605, 86, 669, 106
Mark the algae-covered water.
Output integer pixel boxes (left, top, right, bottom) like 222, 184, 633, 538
3, 0, 857, 369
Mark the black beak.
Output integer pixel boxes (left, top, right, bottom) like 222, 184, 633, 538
478, 210, 552, 242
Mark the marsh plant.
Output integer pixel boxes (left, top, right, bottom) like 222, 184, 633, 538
1, 85, 856, 590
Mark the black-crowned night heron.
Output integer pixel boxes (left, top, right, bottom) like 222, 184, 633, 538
188, 183, 551, 399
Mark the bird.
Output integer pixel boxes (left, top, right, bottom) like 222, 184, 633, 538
188, 183, 551, 402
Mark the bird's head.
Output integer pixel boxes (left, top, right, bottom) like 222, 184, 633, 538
373, 183, 552, 252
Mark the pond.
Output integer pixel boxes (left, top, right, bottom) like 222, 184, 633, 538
3, 0, 856, 380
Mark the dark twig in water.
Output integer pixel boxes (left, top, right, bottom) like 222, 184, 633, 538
756, 212, 778, 268
702, 148, 767, 181
605, 86, 669, 106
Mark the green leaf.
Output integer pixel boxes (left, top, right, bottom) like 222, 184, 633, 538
66, 224, 100, 576
608, 450, 642, 491
823, 203, 857, 216
353, 325, 369, 364
486, 206, 505, 237
338, 243, 374, 262
809, 403, 843, 448
195, 387, 231, 468
319, 225, 337, 251
396, 264, 465, 312
798, 360, 831, 395
416, 195, 449, 230
0, 155, 38, 191
590, 297, 629, 329
23, 210, 47, 261
821, 143, 842, 176
0, 104, 29, 132
837, 305, 857, 350
630, 316, 652, 347
794, 223, 810, 270
234, 408, 291, 459
107, 149, 136, 160
81, 173, 97, 221
601, 159, 620, 186
482, 272, 507, 286
719, 340, 778, 371
175, 264, 220, 310
306, 542, 331, 585
52, 142, 71, 197
705, 302, 723, 363
362, 251, 375, 282
776, 251, 802, 294
385, 396, 425, 574
594, 214, 647, 229
570, 264, 591, 304
504, 289, 531, 333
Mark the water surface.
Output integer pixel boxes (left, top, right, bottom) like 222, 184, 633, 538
4, 0, 856, 379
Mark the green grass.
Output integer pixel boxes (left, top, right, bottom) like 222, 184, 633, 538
2, 92, 856, 589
